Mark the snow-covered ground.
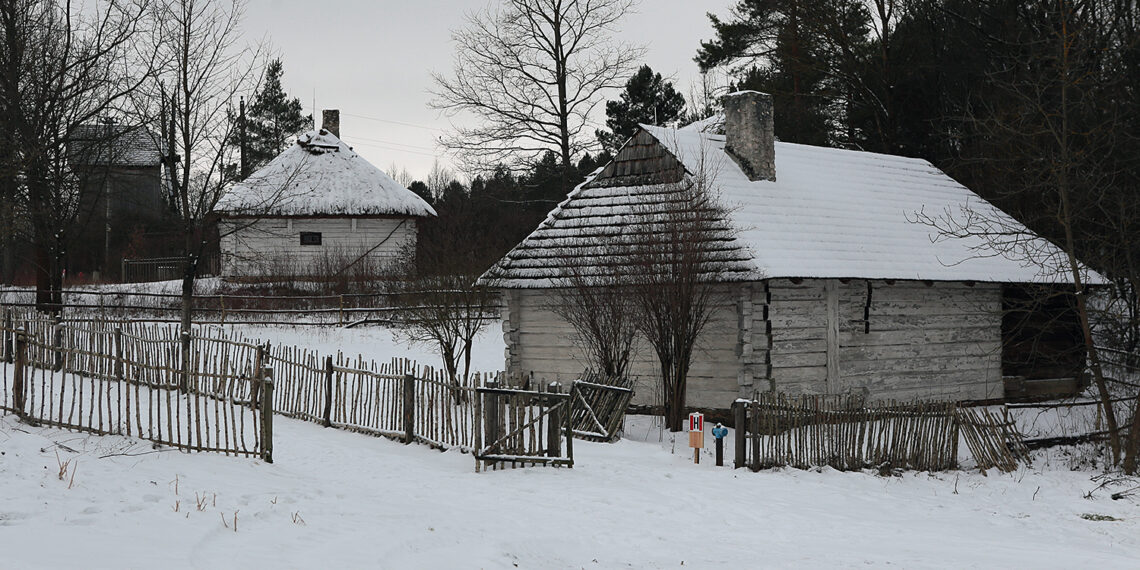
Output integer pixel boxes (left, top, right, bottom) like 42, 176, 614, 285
209, 321, 506, 374
3, 319, 1140, 568
2, 411, 1139, 569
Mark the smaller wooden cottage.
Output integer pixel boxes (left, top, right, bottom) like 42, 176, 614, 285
479, 91, 1092, 410
218, 111, 435, 279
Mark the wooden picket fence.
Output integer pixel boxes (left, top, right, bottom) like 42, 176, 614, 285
733, 393, 1029, 473
1, 321, 270, 460
0, 307, 494, 460
263, 343, 491, 450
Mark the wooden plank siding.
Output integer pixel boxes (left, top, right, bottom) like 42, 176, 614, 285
219, 216, 417, 278
502, 278, 1004, 411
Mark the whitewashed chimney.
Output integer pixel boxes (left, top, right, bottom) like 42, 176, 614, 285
322, 109, 340, 138
722, 91, 775, 181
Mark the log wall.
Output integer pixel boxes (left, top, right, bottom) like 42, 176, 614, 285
503, 278, 1004, 411
762, 278, 1003, 402
503, 287, 741, 409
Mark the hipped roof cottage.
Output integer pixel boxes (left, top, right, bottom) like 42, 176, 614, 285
218, 110, 435, 279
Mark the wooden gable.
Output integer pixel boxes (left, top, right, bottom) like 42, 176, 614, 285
584, 129, 686, 188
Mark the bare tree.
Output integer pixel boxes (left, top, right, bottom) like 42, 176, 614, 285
921, 0, 1140, 471
0, 0, 155, 309
431, 0, 644, 184
551, 255, 638, 381
389, 249, 497, 393
145, 0, 261, 386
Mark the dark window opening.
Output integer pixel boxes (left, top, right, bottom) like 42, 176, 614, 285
300, 232, 322, 246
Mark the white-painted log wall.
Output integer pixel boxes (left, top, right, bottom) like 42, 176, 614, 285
219, 216, 417, 277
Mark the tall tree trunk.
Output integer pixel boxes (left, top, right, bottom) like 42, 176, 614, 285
179, 232, 195, 392
1055, 4, 1120, 464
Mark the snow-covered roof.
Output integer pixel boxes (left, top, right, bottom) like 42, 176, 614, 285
480, 122, 1088, 288
219, 129, 436, 217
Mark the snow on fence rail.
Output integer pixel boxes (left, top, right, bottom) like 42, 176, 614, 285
732, 393, 1029, 473
0, 308, 496, 458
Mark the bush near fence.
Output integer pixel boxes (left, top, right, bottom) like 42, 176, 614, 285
733, 393, 1030, 473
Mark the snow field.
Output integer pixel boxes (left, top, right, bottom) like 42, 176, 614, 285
2, 411, 1139, 568
3, 320, 1140, 568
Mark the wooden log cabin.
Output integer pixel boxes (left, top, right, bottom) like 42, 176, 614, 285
478, 91, 1091, 410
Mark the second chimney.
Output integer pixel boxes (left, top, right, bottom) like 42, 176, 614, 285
322, 109, 340, 138
722, 91, 775, 181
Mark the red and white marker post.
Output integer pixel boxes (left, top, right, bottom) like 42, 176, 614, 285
688, 412, 704, 464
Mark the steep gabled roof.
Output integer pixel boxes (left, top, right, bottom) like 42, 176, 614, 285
480, 121, 1084, 288
219, 129, 436, 217
70, 124, 161, 168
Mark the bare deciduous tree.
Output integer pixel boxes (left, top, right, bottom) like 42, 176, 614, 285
431, 0, 644, 184
551, 257, 638, 382
0, 0, 154, 309
625, 175, 737, 431
388, 229, 498, 393
145, 0, 261, 386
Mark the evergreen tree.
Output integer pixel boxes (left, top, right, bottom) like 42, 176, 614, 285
696, 0, 848, 146
241, 58, 311, 177
596, 65, 686, 154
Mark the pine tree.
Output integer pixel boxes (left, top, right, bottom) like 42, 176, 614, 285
696, 0, 863, 146
596, 65, 686, 155
241, 58, 311, 177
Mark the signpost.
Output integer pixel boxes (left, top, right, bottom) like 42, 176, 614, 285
688, 412, 704, 464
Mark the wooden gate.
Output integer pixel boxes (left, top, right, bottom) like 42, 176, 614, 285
568, 380, 633, 442
474, 383, 573, 471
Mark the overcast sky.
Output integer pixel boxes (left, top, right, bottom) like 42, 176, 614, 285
242, 0, 736, 180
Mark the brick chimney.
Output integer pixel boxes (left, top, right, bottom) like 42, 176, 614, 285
322, 109, 340, 138
721, 91, 775, 181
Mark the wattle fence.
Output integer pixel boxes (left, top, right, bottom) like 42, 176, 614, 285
2, 318, 269, 459
732, 393, 1030, 473
0, 308, 498, 462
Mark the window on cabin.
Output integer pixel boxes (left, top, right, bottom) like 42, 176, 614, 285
299, 232, 322, 246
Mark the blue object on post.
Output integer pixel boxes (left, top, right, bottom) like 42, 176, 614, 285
712, 423, 728, 466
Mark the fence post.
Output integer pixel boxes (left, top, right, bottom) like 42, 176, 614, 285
260, 365, 274, 463
220, 295, 226, 325
403, 373, 415, 444
473, 383, 483, 472
323, 356, 334, 427
114, 327, 124, 382
564, 382, 574, 468
2, 307, 10, 363
251, 344, 264, 409
484, 380, 499, 454
546, 382, 562, 458
12, 329, 26, 418
52, 317, 63, 372
338, 295, 345, 326
733, 400, 747, 469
